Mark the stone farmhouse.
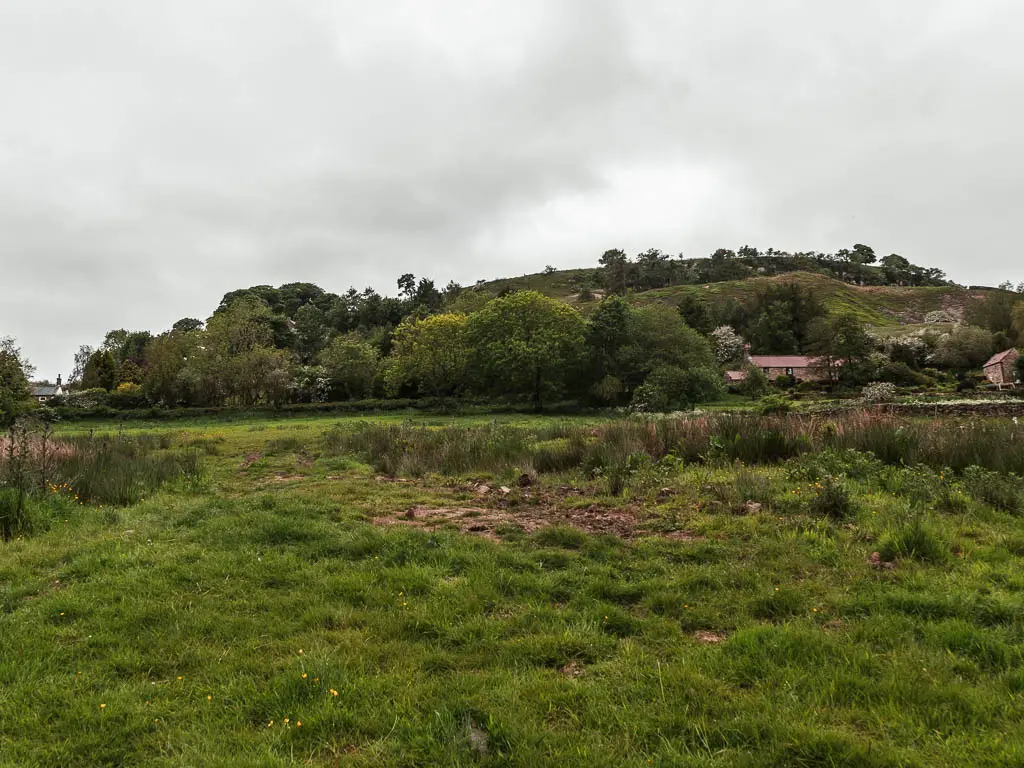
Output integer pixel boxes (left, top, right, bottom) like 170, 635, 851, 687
983, 348, 1020, 389
725, 355, 831, 383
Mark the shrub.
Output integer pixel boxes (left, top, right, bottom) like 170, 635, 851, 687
630, 365, 724, 413
861, 382, 897, 403
738, 365, 770, 399
757, 394, 793, 415
808, 476, 856, 521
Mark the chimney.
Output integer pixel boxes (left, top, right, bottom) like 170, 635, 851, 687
56, 374, 62, 387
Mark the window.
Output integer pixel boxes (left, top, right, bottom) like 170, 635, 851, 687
786, 367, 794, 376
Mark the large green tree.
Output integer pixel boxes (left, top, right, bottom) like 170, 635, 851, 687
197, 297, 292, 406
598, 249, 629, 295
966, 292, 1021, 344
744, 283, 826, 354
81, 350, 117, 391
467, 291, 587, 410
806, 314, 875, 386
619, 304, 718, 389
319, 336, 380, 400
586, 296, 632, 393
387, 314, 470, 399
931, 326, 994, 371
0, 337, 33, 427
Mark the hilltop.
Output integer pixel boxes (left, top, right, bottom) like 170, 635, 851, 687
473, 267, 1004, 333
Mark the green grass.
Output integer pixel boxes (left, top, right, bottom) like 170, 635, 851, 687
1, 414, 1023, 765
636, 272, 989, 329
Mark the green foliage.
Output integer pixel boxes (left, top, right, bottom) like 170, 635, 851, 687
318, 335, 380, 400
744, 282, 826, 354
0, 487, 30, 541
966, 291, 1022, 343
676, 293, 714, 334
620, 304, 717, 387
3, 413, 1024, 764
467, 291, 587, 410
738, 364, 769, 399
82, 349, 117, 391
386, 314, 470, 399
756, 394, 793, 415
931, 325, 995, 370
806, 314, 874, 386
962, 466, 1022, 515
0, 337, 33, 428
630, 365, 725, 413
807, 476, 856, 521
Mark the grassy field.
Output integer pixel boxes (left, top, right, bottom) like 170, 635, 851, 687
2, 413, 1024, 766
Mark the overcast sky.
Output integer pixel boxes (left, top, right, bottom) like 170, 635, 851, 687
2, 1, 1023, 379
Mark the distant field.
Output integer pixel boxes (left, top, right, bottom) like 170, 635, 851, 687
2, 412, 1024, 766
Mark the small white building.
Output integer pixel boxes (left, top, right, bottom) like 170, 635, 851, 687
30, 375, 65, 403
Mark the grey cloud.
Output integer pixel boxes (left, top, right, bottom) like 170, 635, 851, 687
2, 0, 1023, 378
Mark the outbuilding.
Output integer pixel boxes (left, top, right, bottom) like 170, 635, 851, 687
983, 348, 1020, 389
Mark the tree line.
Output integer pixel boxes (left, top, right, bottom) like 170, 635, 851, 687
64, 288, 726, 412
3, 248, 1023, 422
593, 243, 948, 295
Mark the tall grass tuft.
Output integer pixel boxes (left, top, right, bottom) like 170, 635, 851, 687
54, 435, 203, 505
880, 517, 948, 564
0, 488, 30, 541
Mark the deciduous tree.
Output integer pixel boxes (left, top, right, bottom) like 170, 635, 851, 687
467, 291, 587, 410
0, 337, 33, 427
387, 314, 470, 400
319, 336, 380, 400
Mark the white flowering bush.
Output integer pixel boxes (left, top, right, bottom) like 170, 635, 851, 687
710, 326, 746, 364
861, 382, 897, 403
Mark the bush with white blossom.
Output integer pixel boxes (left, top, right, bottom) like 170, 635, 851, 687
861, 382, 897, 403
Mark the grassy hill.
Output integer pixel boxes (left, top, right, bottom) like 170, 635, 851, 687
475, 268, 1001, 332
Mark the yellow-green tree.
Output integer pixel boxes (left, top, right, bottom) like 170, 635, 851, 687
387, 314, 470, 399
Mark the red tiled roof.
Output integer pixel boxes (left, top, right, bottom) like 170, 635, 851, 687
984, 348, 1019, 367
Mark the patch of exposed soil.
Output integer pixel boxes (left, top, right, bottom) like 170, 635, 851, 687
694, 630, 726, 644
375, 503, 700, 541
241, 452, 262, 468
560, 661, 585, 678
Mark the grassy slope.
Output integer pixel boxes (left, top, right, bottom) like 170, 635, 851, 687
2, 415, 1023, 766
476, 268, 995, 330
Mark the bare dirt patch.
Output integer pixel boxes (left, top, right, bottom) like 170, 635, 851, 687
560, 661, 585, 678
375, 503, 700, 541
241, 452, 262, 468
694, 630, 726, 644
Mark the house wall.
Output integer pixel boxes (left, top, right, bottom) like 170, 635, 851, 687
985, 350, 1020, 386
760, 366, 823, 381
